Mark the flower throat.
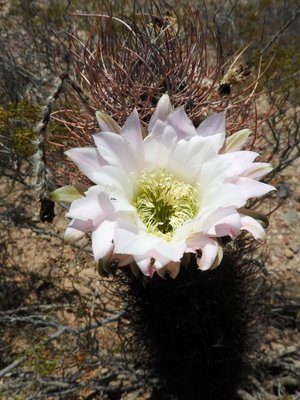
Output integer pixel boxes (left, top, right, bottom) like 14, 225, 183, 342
133, 171, 198, 240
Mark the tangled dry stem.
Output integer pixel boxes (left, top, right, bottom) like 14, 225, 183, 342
40, 2, 271, 189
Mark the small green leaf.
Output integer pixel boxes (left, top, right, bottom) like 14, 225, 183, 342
96, 111, 121, 133
49, 185, 84, 203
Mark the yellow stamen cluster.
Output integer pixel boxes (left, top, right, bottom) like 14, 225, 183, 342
133, 170, 198, 241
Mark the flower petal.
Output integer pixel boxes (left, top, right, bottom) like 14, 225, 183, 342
136, 258, 156, 277
64, 226, 85, 243
219, 151, 259, 176
113, 221, 160, 257
92, 220, 115, 261
148, 94, 172, 133
232, 177, 276, 201
156, 261, 180, 278
155, 239, 186, 262
65, 147, 107, 183
98, 251, 134, 276
196, 112, 225, 137
144, 120, 178, 170
165, 106, 198, 139
240, 162, 273, 180
204, 208, 241, 238
64, 218, 93, 243
167, 133, 225, 183
240, 215, 265, 239
186, 234, 219, 271
66, 188, 114, 224
120, 108, 145, 168
89, 165, 134, 200
200, 182, 244, 210
93, 131, 141, 174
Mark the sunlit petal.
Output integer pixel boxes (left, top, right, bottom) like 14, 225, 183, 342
240, 215, 265, 239
196, 112, 225, 137
166, 106, 198, 139
148, 94, 172, 133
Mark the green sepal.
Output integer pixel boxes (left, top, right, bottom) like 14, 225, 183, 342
96, 111, 121, 133
49, 185, 84, 203
225, 129, 251, 152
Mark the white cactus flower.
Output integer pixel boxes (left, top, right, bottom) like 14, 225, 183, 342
61, 95, 275, 278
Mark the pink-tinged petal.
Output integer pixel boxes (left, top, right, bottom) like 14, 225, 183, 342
240, 215, 265, 239
219, 151, 259, 176
148, 94, 172, 133
110, 195, 137, 216
196, 112, 225, 137
65, 148, 107, 183
240, 163, 273, 180
153, 239, 186, 265
66, 147, 133, 194
197, 242, 218, 271
64, 216, 94, 243
197, 156, 231, 190
238, 208, 269, 228
93, 132, 141, 173
223, 129, 251, 152
136, 258, 156, 277
91, 165, 134, 200
135, 251, 171, 276
156, 261, 180, 278
144, 121, 178, 170
166, 106, 198, 139
204, 208, 241, 238
200, 133, 226, 154
113, 220, 160, 257
95, 111, 121, 133
232, 177, 276, 201
91, 221, 115, 261
64, 227, 86, 243
69, 218, 93, 232
120, 108, 145, 167
168, 134, 225, 183
121, 238, 182, 276
66, 189, 113, 223
176, 207, 241, 242
201, 183, 244, 209
155, 239, 186, 262
186, 234, 219, 271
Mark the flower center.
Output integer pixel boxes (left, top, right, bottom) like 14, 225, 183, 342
133, 170, 198, 240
